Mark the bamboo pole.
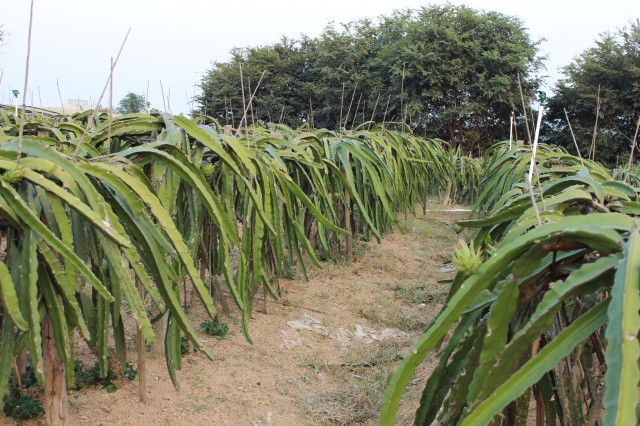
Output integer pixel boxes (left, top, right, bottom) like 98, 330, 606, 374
589, 85, 601, 161
136, 278, 147, 403
16, 0, 35, 164
517, 73, 532, 145
624, 119, 640, 183
107, 57, 113, 154
160, 80, 167, 112
344, 152, 353, 264
343, 81, 359, 130
56, 79, 65, 115
563, 108, 585, 167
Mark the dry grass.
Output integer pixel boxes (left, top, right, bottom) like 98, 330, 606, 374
303, 342, 402, 425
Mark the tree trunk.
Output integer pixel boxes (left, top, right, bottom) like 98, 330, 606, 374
458, 119, 464, 154
43, 315, 68, 426
448, 120, 456, 149
151, 315, 167, 356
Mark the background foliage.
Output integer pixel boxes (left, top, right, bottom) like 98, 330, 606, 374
545, 22, 640, 167
196, 4, 544, 155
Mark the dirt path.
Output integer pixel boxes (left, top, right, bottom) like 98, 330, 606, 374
1, 204, 470, 426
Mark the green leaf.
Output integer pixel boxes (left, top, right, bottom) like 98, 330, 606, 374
0, 181, 114, 302
0, 262, 28, 331
460, 301, 609, 425
380, 214, 632, 422
604, 226, 640, 426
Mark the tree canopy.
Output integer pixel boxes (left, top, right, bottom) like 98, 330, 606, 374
546, 22, 640, 166
196, 5, 544, 154
115, 92, 150, 114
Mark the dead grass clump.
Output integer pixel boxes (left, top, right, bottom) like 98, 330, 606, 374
403, 217, 457, 242
391, 282, 449, 304
303, 342, 400, 424
356, 301, 431, 332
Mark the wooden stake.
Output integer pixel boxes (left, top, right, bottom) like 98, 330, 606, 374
589, 85, 601, 161
235, 69, 265, 138
37, 86, 44, 120
71, 28, 131, 159
350, 93, 362, 130
563, 108, 584, 166
107, 57, 113, 154
624, 119, 640, 183
136, 278, 147, 403
43, 315, 69, 426
160, 80, 167, 112
343, 81, 358, 130
369, 92, 381, 129
400, 62, 406, 124
145, 80, 150, 113
239, 63, 249, 141
248, 76, 255, 128
344, 151, 353, 264
517, 73, 532, 145
381, 94, 391, 129
16, 0, 35, 164
339, 83, 346, 132
56, 78, 65, 115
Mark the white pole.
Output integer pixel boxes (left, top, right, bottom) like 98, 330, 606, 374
509, 114, 513, 150
528, 105, 544, 179
526, 105, 544, 226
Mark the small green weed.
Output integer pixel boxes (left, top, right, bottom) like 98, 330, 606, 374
74, 360, 137, 391
3, 367, 44, 421
200, 320, 228, 338
3, 393, 44, 420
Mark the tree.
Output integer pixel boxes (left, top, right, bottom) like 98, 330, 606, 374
195, 5, 544, 153
197, 37, 313, 128
115, 92, 150, 114
372, 6, 544, 153
546, 23, 640, 166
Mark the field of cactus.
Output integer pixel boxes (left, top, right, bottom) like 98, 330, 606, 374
0, 108, 480, 420
1, 107, 638, 424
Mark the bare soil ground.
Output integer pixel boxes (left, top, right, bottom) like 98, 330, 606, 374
1, 203, 470, 426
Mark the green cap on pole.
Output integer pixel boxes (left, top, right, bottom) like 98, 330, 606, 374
537, 91, 547, 102
11, 90, 19, 98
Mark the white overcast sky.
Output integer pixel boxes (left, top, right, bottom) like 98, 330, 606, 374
1, 0, 638, 114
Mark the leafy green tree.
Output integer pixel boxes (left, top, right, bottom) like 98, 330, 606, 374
196, 5, 543, 152
115, 92, 150, 114
546, 23, 640, 166
198, 37, 313, 128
